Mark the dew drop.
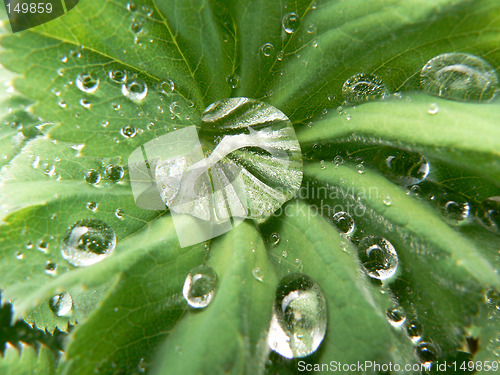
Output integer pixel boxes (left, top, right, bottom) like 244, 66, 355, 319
427, 103, 439, 115
115, 208, 124, 219
276, 51, 284, 61
85, 169, 101, 184
79, 99, 91, 108
267, 273, 327, 358
252, 267, 264, 282
158, 79, 175, 94
169, 101, 182, 116
86, 201, 98, 212
44, 261, 57, 276
383, 196, 392, 206
334, 155, 344, 166
49, 292, 73, 317
127, 2, 136, 11
62, 219, 117, 267
15, 251, 24, 260
374, 147, 430, 186
108, 70, 127, 83
358, 236, 398, 280
105, 164, 124, 181
76, 73, 100, 94
58, 100, 67, 108
226, 73, 240, 89
60, 55, 68, 63
122, 80, 148, 101
386, 306, 406, 327
306, 24, 316, 34
282, 12, 301, 34
475, 196, 499, 233
131, 18, 145, 34
112, 102, 121, 111
182, 265, 218, 308
415, 342, 438, 369
332, 211, 355, 235
442, 199, 470, 223
342, 73, 386, 104
121, 124, 137, 138
270, 233, 280, 246
406, 320, 423, 343
261, 42, 274, 57
420, 52, 498, 102
356, 163, 365, 174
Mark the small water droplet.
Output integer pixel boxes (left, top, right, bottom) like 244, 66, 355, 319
60, 55, 68, 63
383, 196, 392, 206
86, 201, 98, 211
261, 42, 274, 57
276, 51, 284, 61
76, 73, 100, 93
332, 211, 355, 235
356, 163, 364, 174
85, 169, 101, 184
122, 80, 148, 101
306, 24, 316, 34
121, 125, 137, 138
342, 73, 386, 104
420, 52, 498, 102
282, 12, 301, 34
57, 68, 65, 77
158, 79, 175, 94
427, 103, 439, 115
115, 208, 124, 219
105, 164, 124, 181
270, 233, 280, 246
49, 293, 73, 316
295, 258, 303, 270
267, 273, 327, 358
226, 73, 240, 89
131, 17, 145, 34
127, 2, 136, 11
112, 102, 121, 111
58, 100, 67, 108
252, 267, 264, 282
334, 155, 344, 166
443, 199, 470, 223
169, 101, 182, 116
108, 70, 127, 83
26, 241, 33, 249
44, 261, 57, 276
406, 320, 423, 343
320, 160, 326, 169
182, 265, 218, 308
476, 196, 499, 233
15, 251, 24, 260
386, 306, 406, 327
62, 219, 117, 267
358, 236, 398, 280
415, 341, 438, 369
79, 99, 91, 108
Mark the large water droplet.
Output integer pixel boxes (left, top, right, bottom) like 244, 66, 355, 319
342, 73, 386, 104
420, 52, 498, 102
76, 73, 100, 94
358, 236, 398, 280
62, 219, 116, 267
49, 292, 73, 316
122, 80, 148, 101
182, 265, 218, 308
374, 147, 430, 186
282, 12, 300, 34
267, 273, 327, 358
332, 211, 355, 235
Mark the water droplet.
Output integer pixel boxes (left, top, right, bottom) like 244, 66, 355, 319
386, 306, 406, 327
226, 73, 240, 89
475, 196, 499, 233
383, 196, 392, 206
26, 241, 33, 249
57, 68, 65, 77
158, 79, 175, 94
415, 342, 438, 369
320, 160, 326, 169
295, 258, 303, 270
356, 163, 364, 174
127, 2, 136, 12
443, 200, 470, 223
60, 55, 68, 63
112, 102, 121, 111
115, 208, 124, 219
332, 211, 355, 235
108, 70, 127, 83
270, 233, 280, 246
44, 261, 57, 276
122, 80, 148, 101
86, 201, 98, 211
182, 265, 218, 308
169, 101, 181, 116
58, 100, 67, 108
406, 320, 423, 343
420, 52, 498, 101
49, 293, 73, 317
15, 251, 24, 260
312, 40, 318, 48
428, 103, 439, 115
76, 73, 100, 94
261, 42, 274, 57
85, 169, 101, 184
62, 219, 117, 267
105, 164, 124, 181
342, 73, 386, 104
276, 51, 284, 61
38, 240, 49, 252
282, 12, 300, 34
252, 267, 264, 282
358, 236, 398, 280
374, 147, 430, 186
121, 125, 137, 138
79, 99, 91, 109
334, 155, 344, 166
267, 273, 327, 358
131, 18, 145, 34
306, 24, 316, 34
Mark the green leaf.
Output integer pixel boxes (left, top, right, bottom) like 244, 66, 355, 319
0, 343, 56, 375
0, 0, 499, 374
